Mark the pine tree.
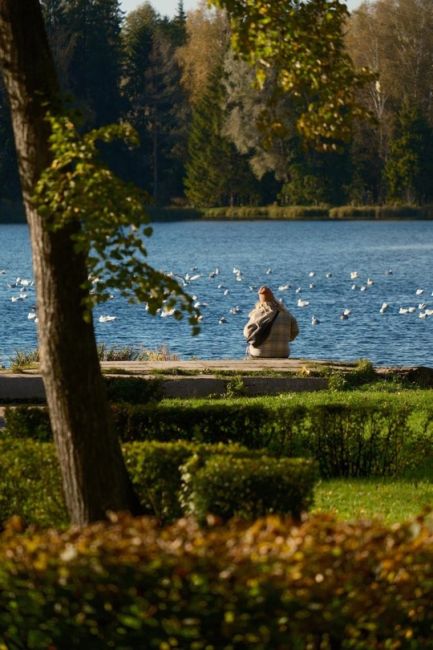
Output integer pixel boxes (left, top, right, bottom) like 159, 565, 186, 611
185, 68, 259, 207
385, 101, 433, 204
42, 0, 123, 127
122, 7, 190, 202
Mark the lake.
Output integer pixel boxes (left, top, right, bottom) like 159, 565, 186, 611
1, 220, 432, 367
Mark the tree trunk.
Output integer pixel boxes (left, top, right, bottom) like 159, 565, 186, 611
0, 0, 141, 525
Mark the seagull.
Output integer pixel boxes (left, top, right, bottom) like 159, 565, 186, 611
311, 315, 320, 325
385, 269, 393, 275
399, 307, 416, 314
265, 267, 272, 274
416, 289, 424, 295
98, 315, 117, 322
380, 302, 389, 314
325, 272, 332, 278
219, 316, 227, 324
208, 268, 219, 278
295, 287, 302, 294
297, 298, 309, 308
229, 306, 241, 314
418, 303, 427, 310
342, 308, 351, 317
351, 284, 357, 290
366, 278, 374, 286
419, 312, 427, 319
308, 272, 316, 277
232, 267, 241, 275
223, 289, 230, 296
309, 283, 315, 289
278, 284, 290, 291
360, 286, 367, 292
160, 308, 176, 318
27, 311, 37, 320
350, 271, 359, 280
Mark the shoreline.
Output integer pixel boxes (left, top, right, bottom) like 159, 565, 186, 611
2, 202, 433, 224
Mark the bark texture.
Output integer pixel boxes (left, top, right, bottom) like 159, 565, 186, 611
0, 0, 141, 525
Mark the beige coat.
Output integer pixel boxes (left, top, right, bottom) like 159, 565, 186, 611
243, 304, 299, 358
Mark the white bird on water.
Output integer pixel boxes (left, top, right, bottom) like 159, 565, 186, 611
297, 298, 309, 308
416, 289, 424, 295
350, 271, 359, 280
380, 302, 389, 314
99, 315, 117, 323
278, 284, 290, 291
311, 315, 320, 325
219, 316, 227, 324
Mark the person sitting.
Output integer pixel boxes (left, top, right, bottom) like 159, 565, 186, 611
243, 285, 299, 358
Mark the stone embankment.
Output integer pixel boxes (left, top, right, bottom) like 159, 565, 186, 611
0, 360, 432, 405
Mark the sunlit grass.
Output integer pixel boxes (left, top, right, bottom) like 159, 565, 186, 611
314, 478, 433, 524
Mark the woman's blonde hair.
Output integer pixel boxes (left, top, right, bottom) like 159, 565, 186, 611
251, 286, 287, 314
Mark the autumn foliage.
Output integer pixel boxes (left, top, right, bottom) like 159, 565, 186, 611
0, 512, 433, 648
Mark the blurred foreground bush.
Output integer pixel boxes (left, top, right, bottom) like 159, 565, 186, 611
1, 512, 433, 648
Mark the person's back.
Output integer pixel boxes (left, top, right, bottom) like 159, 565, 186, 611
243, 286, 299, 358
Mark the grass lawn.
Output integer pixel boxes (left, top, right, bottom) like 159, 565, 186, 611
314, 478, 433, 524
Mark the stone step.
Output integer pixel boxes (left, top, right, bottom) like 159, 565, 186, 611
0, 372, 327, 402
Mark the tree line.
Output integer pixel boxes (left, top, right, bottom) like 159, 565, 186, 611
1, 0, 432, 211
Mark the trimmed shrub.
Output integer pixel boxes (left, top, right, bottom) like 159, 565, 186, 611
0, 439, 67, 527
104, 376, 163, 404
6, 391, 433, 478
2, 513, 433, 647
4, 405, 51, 441
125, 440, 262, 521
182, 455, 318, 522
0, 439, 314, 527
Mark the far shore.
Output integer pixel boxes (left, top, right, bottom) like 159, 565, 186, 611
1, 201, 433, 224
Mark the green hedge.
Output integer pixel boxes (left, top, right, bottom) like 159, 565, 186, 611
7, 391, 433, 477
183, 455, 318, 522
0, 439, 316, 527
125, 440, 274, 522
2, 512, 433, 648
0, 439, 67, 528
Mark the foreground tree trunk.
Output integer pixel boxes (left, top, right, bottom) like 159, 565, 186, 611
0, 0, 141, 525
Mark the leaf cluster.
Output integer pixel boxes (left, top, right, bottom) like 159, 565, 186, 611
212, 0, 375, 149
32, 115, 200, 331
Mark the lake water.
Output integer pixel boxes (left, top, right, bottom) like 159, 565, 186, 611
1, 220, 433, 367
